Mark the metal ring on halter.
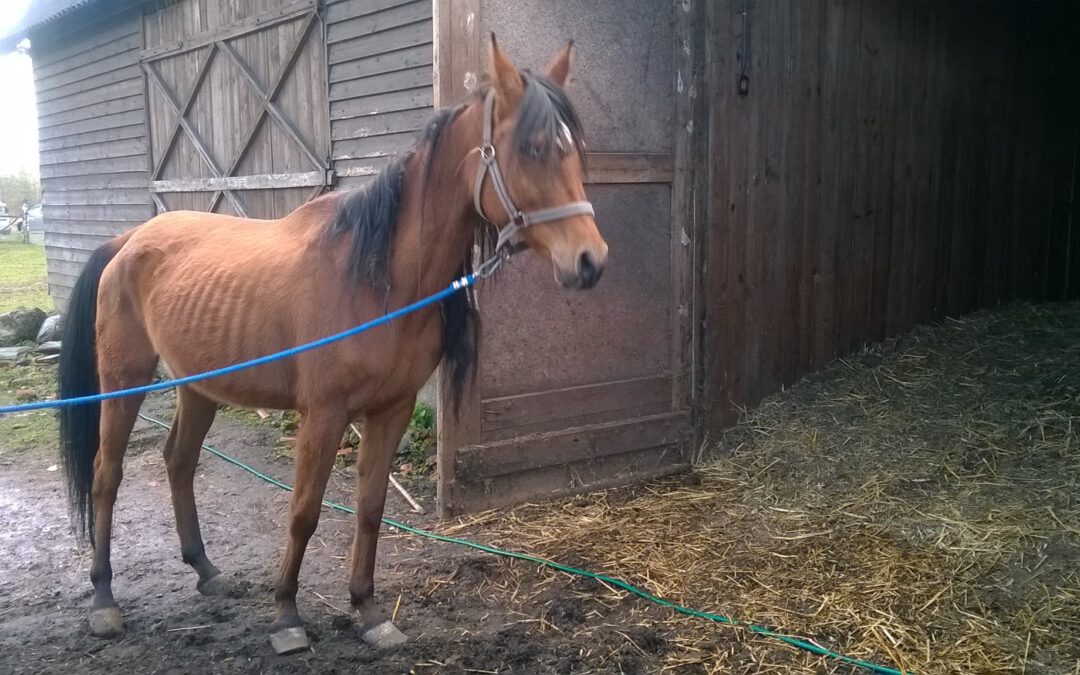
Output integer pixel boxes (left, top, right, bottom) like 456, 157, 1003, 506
474, 251, 507, 279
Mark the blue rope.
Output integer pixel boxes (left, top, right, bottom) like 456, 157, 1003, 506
0, 274, 476, 415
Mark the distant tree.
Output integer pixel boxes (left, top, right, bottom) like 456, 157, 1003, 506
0, 171, 42, 213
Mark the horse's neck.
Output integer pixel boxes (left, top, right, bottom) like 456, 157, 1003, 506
387, 121, 479, 304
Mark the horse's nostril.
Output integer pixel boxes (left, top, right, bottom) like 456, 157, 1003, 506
577, 251, 602, 288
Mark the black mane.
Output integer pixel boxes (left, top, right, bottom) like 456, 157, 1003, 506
326, 107, 459, 294
323, 70, 585, 415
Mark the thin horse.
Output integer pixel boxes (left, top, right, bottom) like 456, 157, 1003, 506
57, 36, 607, 653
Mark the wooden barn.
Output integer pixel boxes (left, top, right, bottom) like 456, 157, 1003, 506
3, 0, 1078, 517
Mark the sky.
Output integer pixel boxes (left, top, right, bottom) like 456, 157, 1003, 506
0, 0, 40, 177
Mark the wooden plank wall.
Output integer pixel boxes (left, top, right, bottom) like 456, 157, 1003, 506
705, 0, 1080, 429
32, 3, 153, 308
325, 0, 433, 189
142, 0, 329, 219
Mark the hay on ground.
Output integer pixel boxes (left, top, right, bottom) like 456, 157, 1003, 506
443, 302, 1080, 674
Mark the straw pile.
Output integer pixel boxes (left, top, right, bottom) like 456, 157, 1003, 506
444, 302, 1080, 673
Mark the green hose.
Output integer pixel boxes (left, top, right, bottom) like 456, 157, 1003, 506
136, 413, 908, 675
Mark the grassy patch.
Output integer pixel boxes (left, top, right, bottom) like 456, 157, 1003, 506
222, 402, 439, 472
218, 406, 301, 461
0, 234, 50, 314
0, 359, 59, 463
398, 402, 436, 473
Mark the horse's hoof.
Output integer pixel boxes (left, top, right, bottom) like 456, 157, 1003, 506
88, 606, 124, 638
361, 621, 409, 649
197, 574, 244, 597
196, 574, 226, 596
269, 626, 310, 655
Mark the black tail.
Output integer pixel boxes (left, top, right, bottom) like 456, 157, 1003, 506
59, 241, 122, 545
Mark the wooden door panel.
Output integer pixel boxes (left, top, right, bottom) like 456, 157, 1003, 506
447, 412, 691, 514
141, 0, 330, 218
478, 183, 674, 397
480, 375, 671, 443
436, 0, 700, 517
480, 0, 675, 153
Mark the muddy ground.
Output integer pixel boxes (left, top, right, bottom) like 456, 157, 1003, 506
5, 302, 1078, 674
0, 390, 677, 675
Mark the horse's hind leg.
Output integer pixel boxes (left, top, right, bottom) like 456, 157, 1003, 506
162, 387, 226, 593
349, 397, 415, 648
88, 340, 157, 636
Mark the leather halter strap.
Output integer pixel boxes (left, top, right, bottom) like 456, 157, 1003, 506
473, 88, 595, 252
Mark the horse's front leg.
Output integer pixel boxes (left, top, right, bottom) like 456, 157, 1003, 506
269, 409, 348, 655
349, 397, 415, 648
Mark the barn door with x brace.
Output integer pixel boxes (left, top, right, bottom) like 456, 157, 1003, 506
141, 0, 331, 219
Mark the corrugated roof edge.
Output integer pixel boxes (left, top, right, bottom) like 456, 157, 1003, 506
0, 0, 102, 53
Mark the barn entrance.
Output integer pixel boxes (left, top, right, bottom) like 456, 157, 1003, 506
140, 0, 331, 219
434, 1, 704, 516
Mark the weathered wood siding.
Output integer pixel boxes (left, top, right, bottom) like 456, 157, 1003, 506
33, 5, 153, 307
142, 0, 330, 219
705, 0, 1080, 429
32, 0, 432, 306
326, 0, 433, 189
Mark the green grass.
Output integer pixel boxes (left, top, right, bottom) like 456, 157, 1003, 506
399, 402, 435, 470
0, 235, 56, 462
0, 359, 58, 463
0, 234, 51, 314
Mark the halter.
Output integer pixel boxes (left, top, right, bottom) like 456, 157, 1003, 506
473, 88, 595, 255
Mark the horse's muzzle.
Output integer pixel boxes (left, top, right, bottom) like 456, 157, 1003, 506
557, 249, 606, 290
576, 250, 603, 289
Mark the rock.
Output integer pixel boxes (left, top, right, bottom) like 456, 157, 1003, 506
15, 389, 35, 401
36, 314, 63, 343
0, 307, 47, 347
0, 346, 32, 361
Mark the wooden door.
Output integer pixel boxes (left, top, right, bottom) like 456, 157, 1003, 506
141, 0, 330, 219
435, 0, 704, 516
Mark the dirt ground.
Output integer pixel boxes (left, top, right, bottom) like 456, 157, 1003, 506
3, 301, 1079, 674
0, 391, 676, 675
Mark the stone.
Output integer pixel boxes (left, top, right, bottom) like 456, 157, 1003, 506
0, 307, 46, 347
269, 626, 310, 655
0, 346, 32, 361
36, 341, 61, 354
361, 621, 409, 649
36, 314, 64, 343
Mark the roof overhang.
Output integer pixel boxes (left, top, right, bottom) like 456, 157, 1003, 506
0, 0, 104, 52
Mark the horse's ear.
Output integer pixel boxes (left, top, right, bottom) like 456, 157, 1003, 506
546, 40, 573, 88
489, 33, 523, 104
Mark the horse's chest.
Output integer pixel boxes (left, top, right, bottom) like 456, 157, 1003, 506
341, 314, 443, 407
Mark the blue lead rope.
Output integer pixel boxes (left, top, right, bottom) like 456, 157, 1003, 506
0, 273, 478, 415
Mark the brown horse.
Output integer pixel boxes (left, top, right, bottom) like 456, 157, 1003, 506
57, 36, 607, 654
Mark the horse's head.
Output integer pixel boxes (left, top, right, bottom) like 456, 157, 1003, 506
473, 36, 608, 290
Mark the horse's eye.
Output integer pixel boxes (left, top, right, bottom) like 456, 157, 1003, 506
520, 142, 542, 160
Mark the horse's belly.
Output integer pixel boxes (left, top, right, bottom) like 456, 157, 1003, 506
141, 266, 303, 409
